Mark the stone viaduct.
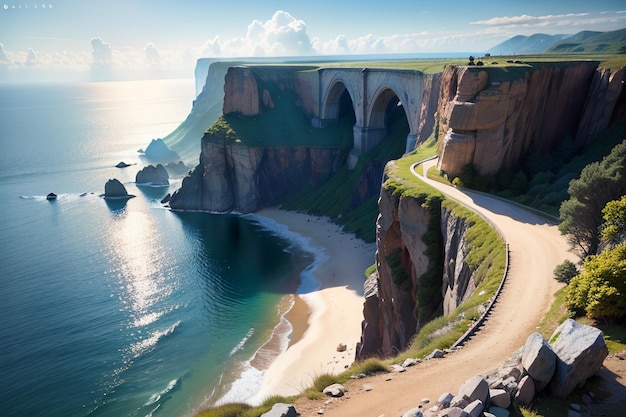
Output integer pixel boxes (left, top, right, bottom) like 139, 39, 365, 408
312, 68, 430, 160
223, 65, 435, 168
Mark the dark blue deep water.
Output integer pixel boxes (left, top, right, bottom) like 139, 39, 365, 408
0, 80, 313, 417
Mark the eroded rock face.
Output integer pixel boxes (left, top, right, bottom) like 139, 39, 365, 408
222, 67, 260, 116
436, 62, 625, 177
169, 133, 344, 213
549, 319, 609, 398
356, 182, 483, 360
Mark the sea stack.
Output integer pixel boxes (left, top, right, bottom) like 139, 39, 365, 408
135, 164, 169, 186
103, 178, 135, 199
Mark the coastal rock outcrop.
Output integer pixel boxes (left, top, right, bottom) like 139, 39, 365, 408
437, 62, 625, 177
102, 178, 134, 199
135, 164, 169, 185
169, 134, 344, 213
356, 185, 438, 359
143, 138, 181, 163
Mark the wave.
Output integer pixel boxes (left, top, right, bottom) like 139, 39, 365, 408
214, 295, 296, 406
144, 377, 180, 407
130, 320, 181, 359
132, 304, 181, 328
229, 328, 255, 357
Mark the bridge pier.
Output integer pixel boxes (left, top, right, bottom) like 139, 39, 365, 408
347, 125, 387, 169
405, 133, 417, 154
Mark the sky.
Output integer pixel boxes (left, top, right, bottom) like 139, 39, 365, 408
1, 0, 625, 82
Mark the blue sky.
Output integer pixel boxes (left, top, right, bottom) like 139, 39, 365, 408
1, 0, 625, 81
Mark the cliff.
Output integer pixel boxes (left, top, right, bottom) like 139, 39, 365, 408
168, 130, 344, 213
357, 179, 494, 359
437, 62, 626, 177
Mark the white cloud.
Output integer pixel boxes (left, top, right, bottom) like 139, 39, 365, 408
0, 43, 11, 65
91, 37, 113, 69
25, 48, 38, 66
145, 43, 160, 66
199, 10, 315, 57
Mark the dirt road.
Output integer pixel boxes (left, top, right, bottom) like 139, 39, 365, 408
294, 160, 577, 416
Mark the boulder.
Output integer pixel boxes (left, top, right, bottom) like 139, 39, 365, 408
435, 407, 468, 417
426, 349, 445, 360
522, 332, 556, 391
515, 375, 535, 407
463, 400, 484, 417
402, 406, 424, 417
136, 164, 169, 185
103, 179, 134, 199
450, 395, 471, 409
260, 403, 298, 417
323, 383, 346, 397
457, 375, 489, 404
436, 392, 454, 409
488, 389, 510, 409
549, 319, 609, 398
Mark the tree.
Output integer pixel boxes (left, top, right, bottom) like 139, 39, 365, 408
559, 140, 626, 258
601, 195, 626, 247
566, 242, 626, 322
554, 260, 578, 284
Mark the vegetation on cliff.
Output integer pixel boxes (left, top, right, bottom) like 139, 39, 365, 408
383, 151, 506, 361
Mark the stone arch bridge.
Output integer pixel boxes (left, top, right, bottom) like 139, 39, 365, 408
312, 68, 431, 165
223, 65, 436, 168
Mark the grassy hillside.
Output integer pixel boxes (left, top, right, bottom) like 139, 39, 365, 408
548, 28, 626, 53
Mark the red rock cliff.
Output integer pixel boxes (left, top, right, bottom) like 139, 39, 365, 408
437, 62, 626, 177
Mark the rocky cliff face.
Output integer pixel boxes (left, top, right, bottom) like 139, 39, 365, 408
357, 184, 481, 359
437, 62, 626, 177
168, 130, 344, 213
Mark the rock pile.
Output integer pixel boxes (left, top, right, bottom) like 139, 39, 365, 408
404, 319, 608, 417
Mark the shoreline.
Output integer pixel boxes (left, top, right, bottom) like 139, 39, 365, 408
246, 208, 376, 404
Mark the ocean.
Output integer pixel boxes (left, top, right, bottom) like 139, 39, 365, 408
0, 79, 316, 417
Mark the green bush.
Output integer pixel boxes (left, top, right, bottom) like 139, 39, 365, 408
566, 242, 626, 321
553, 260, 578, 284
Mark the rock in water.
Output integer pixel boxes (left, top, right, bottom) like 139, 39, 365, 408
115, 161, 131, 168
136, 164, 169, 185
103, 179, 134, 199
144, 138, 180, 163
549, 319, 608, 398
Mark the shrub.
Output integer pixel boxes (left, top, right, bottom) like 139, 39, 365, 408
566, 242, 626, 322
553, 260, 578, 284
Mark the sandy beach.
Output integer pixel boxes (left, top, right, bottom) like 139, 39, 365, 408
248, 208, 376, 403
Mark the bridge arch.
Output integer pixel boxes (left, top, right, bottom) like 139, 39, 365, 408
315, 67, 427, 168
318, 77, 359, 128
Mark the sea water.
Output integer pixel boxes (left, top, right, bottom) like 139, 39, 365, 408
0, 80, 315, 417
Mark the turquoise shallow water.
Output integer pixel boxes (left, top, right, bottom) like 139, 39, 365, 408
0, 80, 314, 417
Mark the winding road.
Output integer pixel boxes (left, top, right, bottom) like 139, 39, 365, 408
296, 159, 577, 416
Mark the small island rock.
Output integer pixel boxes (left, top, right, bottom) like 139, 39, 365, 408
103, 179, 134, 199
136, 164, 169, 186
115, 161, 131, 168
